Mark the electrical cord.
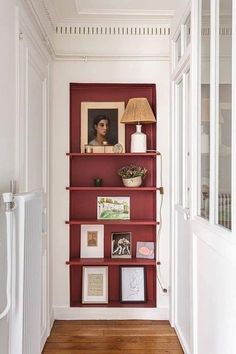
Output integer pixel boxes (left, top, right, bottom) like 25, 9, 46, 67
156, 152, 168, 293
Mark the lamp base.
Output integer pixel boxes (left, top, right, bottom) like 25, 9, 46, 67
131, 125, 147, 153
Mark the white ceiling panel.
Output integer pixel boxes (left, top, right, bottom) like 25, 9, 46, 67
76, 0, 177, 13
44, 0, 176, 24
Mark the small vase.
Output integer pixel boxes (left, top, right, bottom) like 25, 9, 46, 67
122, 176, 142, 187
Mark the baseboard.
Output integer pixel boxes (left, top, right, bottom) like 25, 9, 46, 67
175, 323, 191, 354
40, 309, 55, 351
50, 308, 54, 331
53, 306, 169, 320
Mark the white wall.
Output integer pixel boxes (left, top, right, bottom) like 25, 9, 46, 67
50, 58, 171, 319
0, 0, 16, 353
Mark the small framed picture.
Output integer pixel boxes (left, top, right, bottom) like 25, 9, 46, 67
120, 266, 146, 303
80, 225, 104, 258
82, 266, 108, 304
111, 232, 132, 258
97, 196, 130, 220
136, 242, 155, 259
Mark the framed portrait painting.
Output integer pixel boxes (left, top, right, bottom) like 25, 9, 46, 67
81, 102, 125, 152
82, 266, 108, 304
80, 224, 104, 258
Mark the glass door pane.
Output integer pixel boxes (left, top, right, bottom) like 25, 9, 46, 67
200, 0, 210, 218
218, 0, 232, 229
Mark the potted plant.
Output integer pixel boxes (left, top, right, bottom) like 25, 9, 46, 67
117, 164, 148, 187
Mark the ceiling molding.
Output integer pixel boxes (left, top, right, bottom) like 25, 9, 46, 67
42, 0, 57, 30
55, 24, 171, 36
19, 0, 172, 60
19, 0, 54, 58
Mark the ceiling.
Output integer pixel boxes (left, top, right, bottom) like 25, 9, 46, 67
44, 0, 177, 25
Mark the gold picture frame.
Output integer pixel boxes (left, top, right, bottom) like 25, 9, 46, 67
81, 102, 125, 153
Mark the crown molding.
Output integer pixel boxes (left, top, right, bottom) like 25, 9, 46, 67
55, 24, 171, 36
19, 0, 172, 60
19, 0, 54, 58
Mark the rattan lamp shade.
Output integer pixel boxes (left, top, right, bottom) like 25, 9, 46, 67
121, 98, 156, 152
120, 98, 156, 124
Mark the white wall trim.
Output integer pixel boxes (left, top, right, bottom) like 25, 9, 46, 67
53, 306, 169, 320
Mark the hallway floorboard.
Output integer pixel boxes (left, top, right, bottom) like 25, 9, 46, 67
42, 320, 183, 354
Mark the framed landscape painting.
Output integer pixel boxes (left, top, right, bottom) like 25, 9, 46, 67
97, 196, 130, 220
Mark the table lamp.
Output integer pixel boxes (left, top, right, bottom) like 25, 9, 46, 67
120, 98, 156, 152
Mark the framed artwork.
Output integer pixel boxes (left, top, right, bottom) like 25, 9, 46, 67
82, 266, 108, 304
80, 225, 104, 258
136, 242, 155, 259
120, 266, 146, 303
81, 102, 125, 153
97, 196, 130, 220
111, 232, 132, 258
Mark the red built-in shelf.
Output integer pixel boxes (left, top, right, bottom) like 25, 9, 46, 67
66, 258, 156, 266
65, 219, 159, 225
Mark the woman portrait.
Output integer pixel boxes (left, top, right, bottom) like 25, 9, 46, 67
81, 102, 125, 152
88, 109, 118, 146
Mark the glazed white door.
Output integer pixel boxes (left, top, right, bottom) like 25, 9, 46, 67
172, 68, 192, 353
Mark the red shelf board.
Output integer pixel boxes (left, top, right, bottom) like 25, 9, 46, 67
70, 300, 156, 308
67, 152, 159, 157
66, 219, 159, 225
67, 186, 158, 191
66, 258, 156, 266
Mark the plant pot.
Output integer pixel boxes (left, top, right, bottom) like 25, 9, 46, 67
122, 176, 142, 187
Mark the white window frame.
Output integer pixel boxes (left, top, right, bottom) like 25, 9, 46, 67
194, 0, 235, 238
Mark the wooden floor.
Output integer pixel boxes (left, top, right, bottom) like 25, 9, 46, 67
42, 320, 184, 354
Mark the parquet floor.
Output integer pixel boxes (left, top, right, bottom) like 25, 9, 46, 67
42, 320, 184, 354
